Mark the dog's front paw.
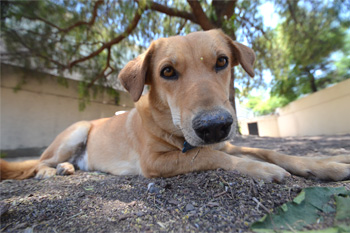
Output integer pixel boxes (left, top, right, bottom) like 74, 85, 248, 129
236, 160, 290, 182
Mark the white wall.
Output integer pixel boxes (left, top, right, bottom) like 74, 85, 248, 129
1, 64, 134, 150
239, 78, 350, 137
240, 115, 280, 137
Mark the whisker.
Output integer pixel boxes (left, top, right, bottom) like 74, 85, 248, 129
191, 148, 201, 164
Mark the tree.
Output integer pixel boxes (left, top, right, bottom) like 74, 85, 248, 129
4, 1, 348, 117
244, 94, 289, 116
323, 32, 350, 83
266, 0, 350, 104
1, 0, 267, 112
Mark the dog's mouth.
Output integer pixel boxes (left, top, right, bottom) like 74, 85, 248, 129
181, 134, 234, 153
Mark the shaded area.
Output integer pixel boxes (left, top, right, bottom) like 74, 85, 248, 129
1, 147, 45, 161
1, 135, 350, 232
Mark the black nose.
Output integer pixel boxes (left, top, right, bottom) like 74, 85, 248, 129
192, 109, 233, 144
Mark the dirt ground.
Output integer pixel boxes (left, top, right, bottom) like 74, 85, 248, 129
1, 135, 350, 232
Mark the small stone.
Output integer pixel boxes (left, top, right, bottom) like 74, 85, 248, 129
147, 183, 160, 194
147, 183, 155, 191
186, 204, 195, 212
207, 201, 220, 207
78, 192, 85, 198
136, 211, 144, 217
168, 199, 179, 205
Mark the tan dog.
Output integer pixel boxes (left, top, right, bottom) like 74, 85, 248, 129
1, 30, 349, 182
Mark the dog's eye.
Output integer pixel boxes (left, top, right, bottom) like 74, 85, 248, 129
215, 56, 228, 71
160, 66, 178, 80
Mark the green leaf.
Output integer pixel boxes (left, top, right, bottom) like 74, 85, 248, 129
334, 190, 350, 233
251, 187, 347, 232
293, 189, 305, 204
281, 203, 288, 212
334, 192, 350, 221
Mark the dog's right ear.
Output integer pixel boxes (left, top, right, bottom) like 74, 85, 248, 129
118, 44, 154, 102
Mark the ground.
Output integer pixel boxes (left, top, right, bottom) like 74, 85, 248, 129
1, 135, 350, 232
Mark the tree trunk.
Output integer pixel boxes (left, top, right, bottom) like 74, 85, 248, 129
226, 29, 240, 135
305, 68, 318, 92
309, 74, 317, 93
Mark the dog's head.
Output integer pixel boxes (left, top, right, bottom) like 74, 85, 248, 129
119, 29, 255, 147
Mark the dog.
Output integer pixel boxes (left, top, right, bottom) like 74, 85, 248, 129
1, 29, 349, 182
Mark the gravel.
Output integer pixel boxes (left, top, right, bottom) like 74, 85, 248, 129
1, 134, 350, 232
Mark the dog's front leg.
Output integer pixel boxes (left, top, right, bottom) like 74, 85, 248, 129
222, 141, 350, 181
141, 147, 289, 182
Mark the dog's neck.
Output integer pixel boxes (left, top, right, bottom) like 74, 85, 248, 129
135, 93, 185, 150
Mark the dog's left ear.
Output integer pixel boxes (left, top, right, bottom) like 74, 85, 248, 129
118, 44, 154, 102
222, 34, 256, 78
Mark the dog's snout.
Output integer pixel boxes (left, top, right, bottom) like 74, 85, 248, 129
192, 110, 233, 144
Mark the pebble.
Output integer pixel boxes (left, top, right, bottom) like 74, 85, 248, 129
168, 199, 180, 205
185, 204, 195, 212
147, 183, 160, 194
147, 183, 155, 191
78, 192, 85, 198
136, 211, 144, 217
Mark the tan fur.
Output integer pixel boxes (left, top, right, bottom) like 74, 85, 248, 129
1, 29, 349, 182
0, 160, 39, 181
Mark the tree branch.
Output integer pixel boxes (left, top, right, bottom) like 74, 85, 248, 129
187, 0, 216, 30
62, 0, 103, 32
287, 0, 299, 25
87, 46, 114, 88
222, 0, 237, 19
237, 13, 267, 39
23, 0, 103, 33
212, 0, 237, 26
176, 19, 188, 35
68, 6, 144, 68
135, 0, 198, 24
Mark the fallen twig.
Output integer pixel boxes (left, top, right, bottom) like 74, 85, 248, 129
214, 191, 227, 198
252, 197, 270, 213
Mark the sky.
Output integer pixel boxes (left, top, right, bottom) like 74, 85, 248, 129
259, 2, 280, 28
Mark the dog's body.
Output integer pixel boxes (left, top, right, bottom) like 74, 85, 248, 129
1, 30, 349, 182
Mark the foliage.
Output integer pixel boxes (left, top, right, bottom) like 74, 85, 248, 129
0, 152, 8, 159
1, 0, 349, 112
244, 94, 289, 116
324, 33, 350, 82
77, 81, 120, 111
1, 0, 266, 110
266, 0, 350, 105
251, 187, 350, 232
2, 1, 142, 81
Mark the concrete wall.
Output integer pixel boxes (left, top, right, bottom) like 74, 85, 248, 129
1, 64, 134, 152
240, 115, 280, 137
239, 78, 350, 137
